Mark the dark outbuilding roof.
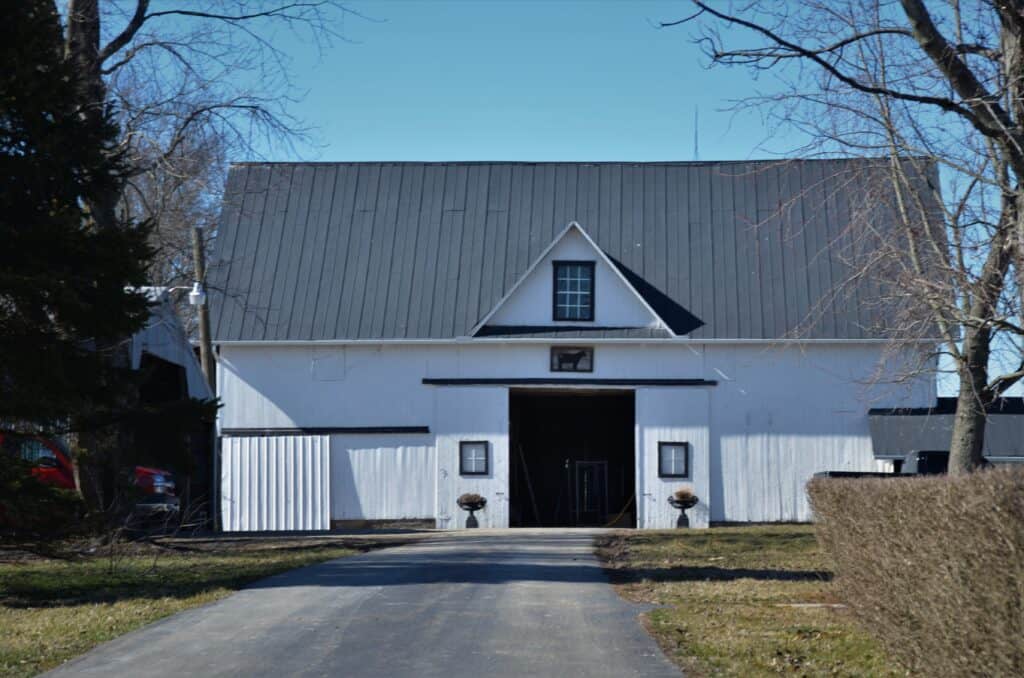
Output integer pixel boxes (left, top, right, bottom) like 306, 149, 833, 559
868, 398, 1024, 459
210, 160, 902, 342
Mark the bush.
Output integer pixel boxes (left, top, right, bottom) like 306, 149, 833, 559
672, 486, 696, 504
456, 493, 485, 508
0, 455, 83, 537
807, 468, 1024, 677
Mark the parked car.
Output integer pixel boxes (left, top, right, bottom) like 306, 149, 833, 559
814, 449, 950, 479
0, 432, 180, 520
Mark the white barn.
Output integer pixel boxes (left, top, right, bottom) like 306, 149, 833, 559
209, 160, 935, 531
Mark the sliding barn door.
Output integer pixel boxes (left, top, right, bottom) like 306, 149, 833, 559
220, 435, 331, 531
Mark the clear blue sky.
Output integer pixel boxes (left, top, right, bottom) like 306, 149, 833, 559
266, 2, 982, 396
268, 0, 802, 162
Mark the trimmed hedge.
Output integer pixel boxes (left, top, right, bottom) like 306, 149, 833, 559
807, 468, 1024, 677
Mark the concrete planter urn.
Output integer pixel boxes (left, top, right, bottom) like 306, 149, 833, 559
457, 493, 487, 528
667, 488, 699, 528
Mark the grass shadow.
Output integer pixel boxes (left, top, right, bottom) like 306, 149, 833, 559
0, 541, 387, 609
610, 564, 832, 584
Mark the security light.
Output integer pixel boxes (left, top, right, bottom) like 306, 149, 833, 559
188, 282, 207, 307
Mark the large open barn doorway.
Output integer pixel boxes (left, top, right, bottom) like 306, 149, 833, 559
509, 390, 635, 527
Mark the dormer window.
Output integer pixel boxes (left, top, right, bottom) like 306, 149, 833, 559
553, 261, 595, 321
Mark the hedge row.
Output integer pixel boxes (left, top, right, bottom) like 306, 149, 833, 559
807, 468, 1024, 678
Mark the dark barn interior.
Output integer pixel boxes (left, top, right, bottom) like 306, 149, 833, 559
509, 390, 635, 527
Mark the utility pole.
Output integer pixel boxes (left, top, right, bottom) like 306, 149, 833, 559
192, 226, 219, 530
192, 226, 215, 393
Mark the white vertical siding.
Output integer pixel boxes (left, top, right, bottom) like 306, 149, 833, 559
487, 227, 660, 328
330, 434, 435, 520
636, 388, 711, 528
434, 386, 510, 529
707, 344, 934, 522
221, 435, 330, 531
217, 343, 936, 528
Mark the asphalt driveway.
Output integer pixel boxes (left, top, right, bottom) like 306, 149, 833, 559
46, 530, 679, 677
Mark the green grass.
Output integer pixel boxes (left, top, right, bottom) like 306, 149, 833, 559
0, 538, 376, 677
596, 525, 902, 677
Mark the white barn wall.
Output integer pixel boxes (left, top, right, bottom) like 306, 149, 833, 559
636, 388, 711, 528
218, 342, 934, 525
217, 343, 707, 430
218, 345, 434, 429
221, 435, 330, 531
706, 344, 934, 522
330, 434, 435, 520
488, 228, 660, 328
434, 386, 510, 529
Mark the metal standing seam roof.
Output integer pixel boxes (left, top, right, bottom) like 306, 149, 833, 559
209, 159, 902, 342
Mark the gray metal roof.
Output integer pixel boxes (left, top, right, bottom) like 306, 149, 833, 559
210, 160, 898, 341
869, 409, 1024, 460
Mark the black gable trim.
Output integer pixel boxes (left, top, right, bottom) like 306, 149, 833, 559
474, 325, 672, 338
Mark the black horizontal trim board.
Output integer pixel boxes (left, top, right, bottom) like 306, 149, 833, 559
473, 325, 672, 338
422, 378, 716, 387
221, 426, 430, 436
869, 396, 1024, 416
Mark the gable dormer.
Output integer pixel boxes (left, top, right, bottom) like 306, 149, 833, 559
472, 222, 671, 335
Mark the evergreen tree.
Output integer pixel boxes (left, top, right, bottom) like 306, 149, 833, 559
0, 2, 153, 428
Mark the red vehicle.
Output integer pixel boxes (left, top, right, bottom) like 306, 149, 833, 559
0, 433, 76, 489
0, 432, 179, 508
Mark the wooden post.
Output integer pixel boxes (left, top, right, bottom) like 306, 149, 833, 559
192, 226, 219, 530
192, 226, 215, 394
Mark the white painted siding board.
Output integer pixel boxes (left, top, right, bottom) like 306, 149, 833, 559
330, 434, 435, 520
218, 342, 935, 527
707, 344, 932, 522
220, 435, 330, 531
488, 227, 660, 329
434, 386, 509, 529
219, 343, 709, 430
636, 387, 711, 528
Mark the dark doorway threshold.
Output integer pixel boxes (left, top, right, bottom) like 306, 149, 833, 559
509, 390, 635, 528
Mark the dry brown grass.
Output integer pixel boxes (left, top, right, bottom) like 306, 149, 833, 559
808, 467, 1024, 678
597, 525, 900, 677
0, 535, 411, 677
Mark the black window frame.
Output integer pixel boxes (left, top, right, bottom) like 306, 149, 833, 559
459, 440, 490, 476
658, 441, 690, 479
552, 260, 596, 322
549, 346, 595, 373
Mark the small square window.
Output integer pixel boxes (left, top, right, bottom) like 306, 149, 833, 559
658, 442, 690, 478
553, 261, 595, 321
550, 346, 594, 372
460, 441, 489, 476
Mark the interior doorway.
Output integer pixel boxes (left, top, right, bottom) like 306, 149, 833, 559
509, 390, 635, 527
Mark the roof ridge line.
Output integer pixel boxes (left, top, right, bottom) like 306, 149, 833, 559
228, 158, 894, 167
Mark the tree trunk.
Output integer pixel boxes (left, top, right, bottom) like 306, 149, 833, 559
65, 0, 120, 232
948, 330, 991, 474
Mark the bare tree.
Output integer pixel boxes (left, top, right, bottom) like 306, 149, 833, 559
666, 0, 1024, 474
62, 0, 363, 316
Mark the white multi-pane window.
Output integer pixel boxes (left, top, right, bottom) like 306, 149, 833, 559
459, 441, 489, 476
553, 261, 595, 321
658, 442, 690, 478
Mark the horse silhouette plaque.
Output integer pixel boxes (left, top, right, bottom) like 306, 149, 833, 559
550, 346, 594, 372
